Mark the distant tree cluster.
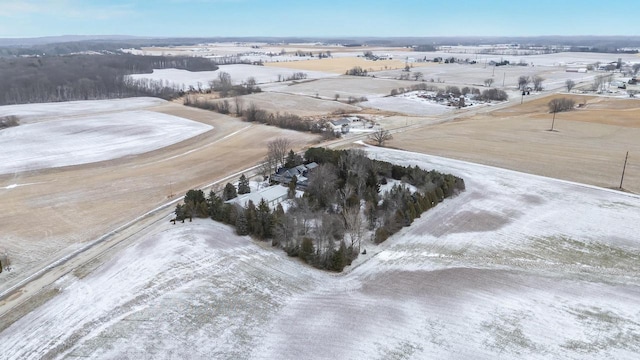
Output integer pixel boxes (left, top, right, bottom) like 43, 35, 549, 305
390, 83, 507, 102
176, 148, 465, 273
204, 72, 262, 98
548, 97, 576, 113
346, 66, 368, 76
413, 45, 436, 52
279, 72, 308, 81
184, 99, 336, 136
0, 54, 218, 105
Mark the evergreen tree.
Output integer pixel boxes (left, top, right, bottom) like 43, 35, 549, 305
245, 200, 257, 234
284, 150, 297, 168
300, 237, 315, 263
223, 182, 237, 200
236, 210, 249, 235
330, 240, 348, 272
288, 175, 297, 199
207, 190, 224, 220
174, 204, 185, 221
256, 198, 274, 239
238, 174, 251, 194
184, 189, 207, 217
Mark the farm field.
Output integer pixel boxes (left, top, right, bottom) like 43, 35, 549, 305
265, 56, 410, 74
128, 64, 339, 90
0, 110, 212, 174
0, 98, 167, 124
265, 76, 418, 100
2, 46, 640, 360
1, 147, 638, 359
204, 91, 361, 116
0, 99, 320, 298
390, 94, 640, 194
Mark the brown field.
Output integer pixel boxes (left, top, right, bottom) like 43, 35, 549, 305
390, 94, 640, 193
265, 57, 409, 74
0, 103, 320, 294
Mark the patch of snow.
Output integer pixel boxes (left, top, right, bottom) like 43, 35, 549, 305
3, 147, 640, 359
0, 98, 166, 123
0, 110, 212, 174
128, 65, 338, 91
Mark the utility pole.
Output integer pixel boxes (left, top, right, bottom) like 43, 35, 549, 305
619, 151, 629, 189
502, 72, 506, 87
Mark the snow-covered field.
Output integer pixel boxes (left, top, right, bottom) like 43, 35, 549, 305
128, 65, 338, 90
0, 110, 212, 174
361, 91, 462, 116
2, 147, 639, 359
0, 98, 166, 124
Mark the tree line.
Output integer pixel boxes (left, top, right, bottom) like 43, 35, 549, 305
175, 147, 465, 272
0, 54, 219, 105
184, 96, 338, 138
390, 83, 509, 102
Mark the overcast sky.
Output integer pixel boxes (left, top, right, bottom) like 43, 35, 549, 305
1, 0, 639, 38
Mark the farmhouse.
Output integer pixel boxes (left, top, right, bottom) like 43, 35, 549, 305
271, 162, 318, 188
327, 118, 350, 134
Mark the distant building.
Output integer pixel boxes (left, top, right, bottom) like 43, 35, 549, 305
327, 118, 351, 134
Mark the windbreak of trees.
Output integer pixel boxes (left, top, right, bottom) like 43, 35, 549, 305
176, 148, 465, 272
390, 83, 508, 102
184, 98, 336, 136
0, 54, 219, 105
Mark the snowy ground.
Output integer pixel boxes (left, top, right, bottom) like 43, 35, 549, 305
0, 110, 212, 174
128, 65, 338, 90
1, 147, 639, 359
360, 91, 467, 116
0, 98, 167, 124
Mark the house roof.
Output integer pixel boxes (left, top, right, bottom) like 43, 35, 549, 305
330, 118, 351, 126
227, 185, 289, 208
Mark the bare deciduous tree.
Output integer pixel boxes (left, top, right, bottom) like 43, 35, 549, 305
413, 72, 423, 81
484, 78, 494, 87
307, 163, 338, 208
234, 96, 244, 116
518, 75, 530, 90
267, 137, 291, 171
532, 76, 544, 91
369, 128, 393, 146
565, 79, 576, 92
343, 206, 365, 251
633, 63, 640, 76
548, 97, 576, 131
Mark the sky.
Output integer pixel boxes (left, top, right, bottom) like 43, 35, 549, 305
0, 0, 639, 38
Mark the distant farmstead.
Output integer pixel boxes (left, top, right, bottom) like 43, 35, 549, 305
327, 118, 351, 134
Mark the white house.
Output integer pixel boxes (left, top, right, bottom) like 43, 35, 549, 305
327, 118, 351, 134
